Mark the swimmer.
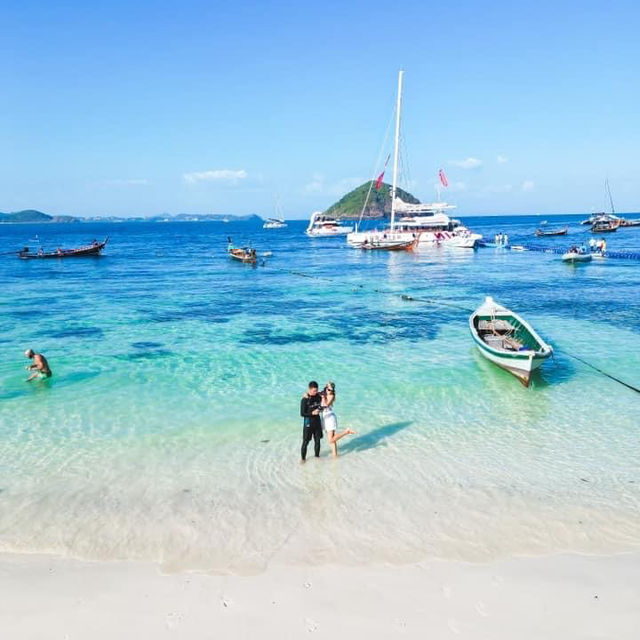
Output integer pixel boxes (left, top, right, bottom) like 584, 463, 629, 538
25, 348, 52, 381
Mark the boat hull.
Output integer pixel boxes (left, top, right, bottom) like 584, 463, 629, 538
535, 227, 568, 237
360, 239, 414, 251
562, 252, 592, 263
469, 297, 553, 387
18, 239, 108, 259
228, 249, 257, 264
347, 229, 481, 249
306, 228, 352, 237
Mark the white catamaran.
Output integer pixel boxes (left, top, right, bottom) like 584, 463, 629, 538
347, 70, 481, 250
263, 195, 288, 229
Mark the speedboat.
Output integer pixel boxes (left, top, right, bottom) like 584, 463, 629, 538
562, 246, 592, 263
305, 212, 353, 237
469, 296, 553, 387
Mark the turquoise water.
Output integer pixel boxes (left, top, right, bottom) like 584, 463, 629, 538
1, 216, 639, 573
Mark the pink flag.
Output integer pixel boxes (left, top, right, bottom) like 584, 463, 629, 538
439, 169, 448, 187
375, 154, 391, 191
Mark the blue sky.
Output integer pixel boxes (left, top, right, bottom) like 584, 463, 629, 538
2, 0, 639, 218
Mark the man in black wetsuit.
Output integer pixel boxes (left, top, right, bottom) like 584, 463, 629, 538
300, 380, 323, 462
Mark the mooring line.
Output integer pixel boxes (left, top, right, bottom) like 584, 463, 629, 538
561, 352, 640, 394
275, 264, 640, 395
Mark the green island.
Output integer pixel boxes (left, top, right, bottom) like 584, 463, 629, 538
323, 181, 420, 219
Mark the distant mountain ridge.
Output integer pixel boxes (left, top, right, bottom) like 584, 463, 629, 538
0, 210, 262, 224
0, 209, 78, 223
324, 181, 420, 219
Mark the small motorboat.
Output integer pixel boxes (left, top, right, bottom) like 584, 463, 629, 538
562, 246, 592, 263
18, 238, 108, 259
535, 226, 568, 237
469, 296, 553, 387
227, 239, 257, 264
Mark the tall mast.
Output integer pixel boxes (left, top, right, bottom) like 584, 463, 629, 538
605, 178, 615, 215
390, 69, 404, 231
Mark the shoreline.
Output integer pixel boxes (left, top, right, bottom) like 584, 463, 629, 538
2, 551, 638, 638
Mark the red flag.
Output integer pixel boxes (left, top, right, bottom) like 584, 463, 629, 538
375, 154, 391, 191
439, 169, 448, 187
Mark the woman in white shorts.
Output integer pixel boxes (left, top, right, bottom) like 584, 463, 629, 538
321, 382, 355, 457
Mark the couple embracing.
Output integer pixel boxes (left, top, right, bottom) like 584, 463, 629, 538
300, 380, 355, 462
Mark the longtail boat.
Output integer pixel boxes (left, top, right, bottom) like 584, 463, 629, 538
18, 238, 108, 259
227, 239, 257, 264
469, 297, 553, 387
360, 238, 415, 251
535, 226, 568, 237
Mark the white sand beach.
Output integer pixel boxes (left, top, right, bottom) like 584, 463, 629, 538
2, 552, 639, 639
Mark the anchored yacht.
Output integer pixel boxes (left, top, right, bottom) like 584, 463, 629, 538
346, 70, 480, 250
305, 212, 353, 237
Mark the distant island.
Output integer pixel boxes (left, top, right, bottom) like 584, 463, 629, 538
0, 210, 262, 224
324, 181, 420, 219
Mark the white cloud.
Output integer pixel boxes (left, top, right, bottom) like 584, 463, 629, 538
497, 155, 509, 164
183, 169, 247, 184
450, 157, 483, 170
522, 180, 535, 192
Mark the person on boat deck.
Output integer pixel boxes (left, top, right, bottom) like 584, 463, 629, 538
503, 233, 509, 246
589, 238, 597, 250
320, 382, 355, 458
300, 381, 323, 462
24, 349, 52, 381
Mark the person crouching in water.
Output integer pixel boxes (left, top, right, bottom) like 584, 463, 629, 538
25, 348, 52, 381
320, 382, 354, 458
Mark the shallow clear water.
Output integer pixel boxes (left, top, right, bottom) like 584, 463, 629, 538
1, 215, 639, 573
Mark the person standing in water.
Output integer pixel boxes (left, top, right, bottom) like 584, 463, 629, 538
320, 382, 355, 458
300, 381, 323, 462
25, 349, 52, 381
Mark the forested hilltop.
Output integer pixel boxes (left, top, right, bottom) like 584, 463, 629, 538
324, 181, 420, 219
